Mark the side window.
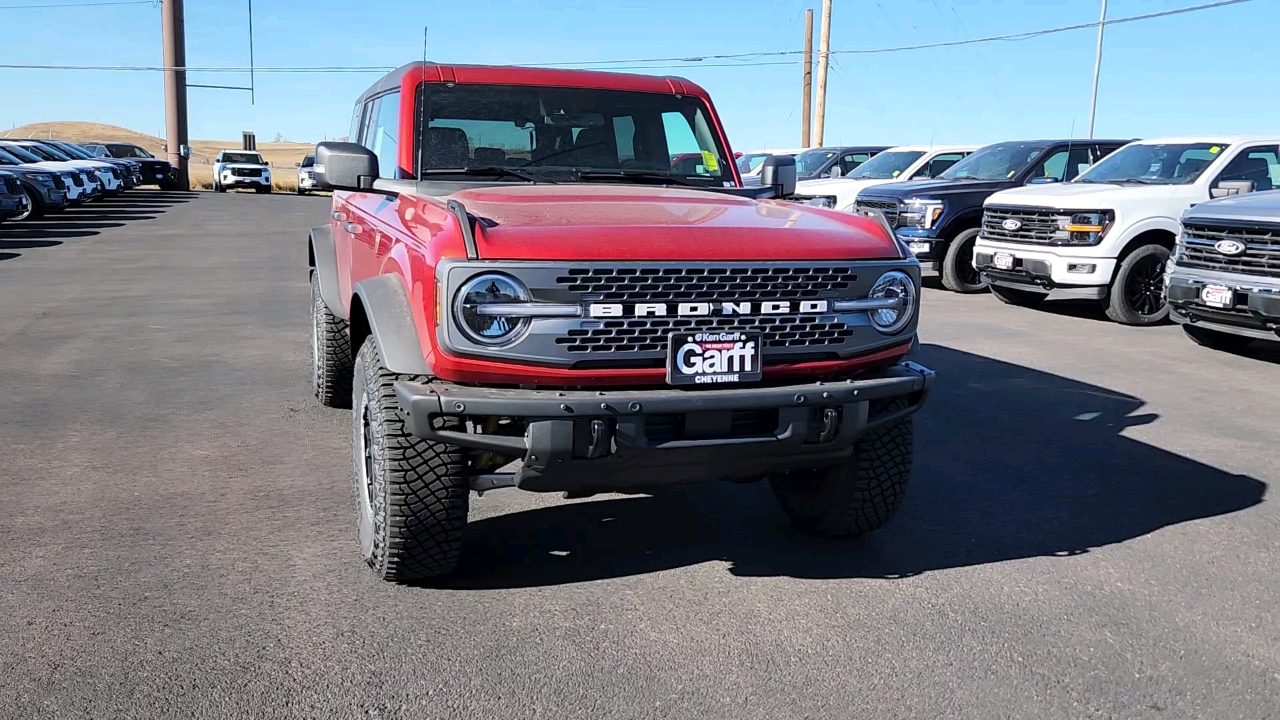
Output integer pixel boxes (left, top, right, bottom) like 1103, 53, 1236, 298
348, 103, 363, 143
359, 98, 379, 148
1064, 147, 1093, 181
370, 92, 401, 178
916, 152, 966, 179
837, 153, 870, 175
1031, 149, 1070, 182
1216, 145, 1279, 192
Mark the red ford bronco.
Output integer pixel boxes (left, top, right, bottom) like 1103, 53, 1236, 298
308, 63, 934, 582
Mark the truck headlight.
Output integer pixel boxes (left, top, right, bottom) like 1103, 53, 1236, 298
900, 199, 944, 229
454, 273, 530, 345
1062, 211, 1113, 245
867, 270, 916, 334
22, 173, 53, 185
806, 196, 836, 209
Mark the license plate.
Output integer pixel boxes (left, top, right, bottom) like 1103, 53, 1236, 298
666, 331, 762, 386
908, 241, 931, 255
1201, 284, 1234, 308
993, 252, 1015, 270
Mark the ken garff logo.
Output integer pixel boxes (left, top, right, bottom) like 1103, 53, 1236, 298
1214, 239, 1246, 256
1002, 218, 1023, 231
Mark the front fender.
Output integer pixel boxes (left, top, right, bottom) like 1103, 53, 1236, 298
308, 225, 347, 320
352, 274, 433, 377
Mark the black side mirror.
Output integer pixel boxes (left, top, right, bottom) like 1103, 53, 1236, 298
759, 155, 797, 197
1211, 179, 1254, 199
314, 142, 379, 191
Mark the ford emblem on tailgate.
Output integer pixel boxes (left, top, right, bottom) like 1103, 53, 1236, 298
1002, 218, 1023, 231
1214, 239, 1246, 256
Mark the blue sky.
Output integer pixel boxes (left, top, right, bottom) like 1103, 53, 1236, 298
0, 0, 1273, 150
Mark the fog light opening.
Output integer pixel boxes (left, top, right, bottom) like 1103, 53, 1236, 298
1067, 263, 1097, 274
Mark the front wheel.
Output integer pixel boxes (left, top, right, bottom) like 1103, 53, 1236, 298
1106, 244, 1169, 325
353, 338, 469, 583
310, 272, 353, 407
214, 182, 226, 193
1183, 324, 1255, 353
989, 284, 1045, 307
940, 228, 988, 293
771, 398, 913, 537
14, 188, 39, 221
257, 185, 272, 194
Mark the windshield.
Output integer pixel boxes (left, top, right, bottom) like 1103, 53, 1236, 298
0, 144, 44, 163
52, 142, 94, 160
221, 152, 264, 164
301, 155, 315, 168
415, 84, 733, 186
105, 144, 154, 159
5, 144, 62, 162
0, 149, 23, 166
847, 150, 925, 180
794, 149, 837, 176
1076, 143, 1226, 185
939, 142, 1049, 181
25, 144, 71, 161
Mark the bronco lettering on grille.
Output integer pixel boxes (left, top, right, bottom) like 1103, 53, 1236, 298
588, 300, 831, 318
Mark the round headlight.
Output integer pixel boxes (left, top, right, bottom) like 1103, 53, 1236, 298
454, 273, 530, 345
867, 270, 916, 334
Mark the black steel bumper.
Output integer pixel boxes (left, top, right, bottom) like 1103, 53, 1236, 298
977, 262, 1107, 300
394, 361, 935, 493
1167, 273, 1280, 340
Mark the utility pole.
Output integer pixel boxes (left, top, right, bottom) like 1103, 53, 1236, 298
813, 0, 832, 147
1087, 0, 1107, 139
801, 9, 814, 148
161, 0, 190, 190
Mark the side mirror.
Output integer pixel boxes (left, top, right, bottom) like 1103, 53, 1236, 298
1029, 176, 1059, 184
759, 155, 797, 197
1211, 179, 1254, 199
314, 142, 379, 191
294, 162, 301, 168
828, 166, 843, 178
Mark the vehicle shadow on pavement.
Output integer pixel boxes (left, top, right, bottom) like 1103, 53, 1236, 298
445, 343, 1267, 588
0, 191, 193, 262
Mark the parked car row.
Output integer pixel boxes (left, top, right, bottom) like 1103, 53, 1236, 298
0, 139, 175, 224
789, 135, 1280, 352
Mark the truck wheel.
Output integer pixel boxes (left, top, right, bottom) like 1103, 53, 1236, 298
1183, 324, 1254, 353
770, 398, 913, 537
989, 284, 1045, 307
1105, 244, 1169, 325
353, 338, 468, 582
257, 186, 272, 194
940, 228, 987, 293
214, 182, 226, 193
14, 188, 39, 221
310, 272, 352, 408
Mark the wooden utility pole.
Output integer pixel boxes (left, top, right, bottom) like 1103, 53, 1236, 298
801, 9, 814, 148
161, 0, 190, 190
813, 0, 832, 147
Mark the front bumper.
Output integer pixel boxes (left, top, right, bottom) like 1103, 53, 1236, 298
394, 361, 934, 493
974, 237, 1114, 300
221, 173, 271, 187
894, 229, 944, 261
0, 195, 25, 217
298, 174, 319, 189
1166, 262, 1280, 341
33, 185, 68, 210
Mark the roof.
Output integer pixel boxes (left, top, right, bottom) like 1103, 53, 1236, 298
357, 62, 710, 106
798, 145, 892, 153
1127, 135, 1280, 145
883, 144, 980, 153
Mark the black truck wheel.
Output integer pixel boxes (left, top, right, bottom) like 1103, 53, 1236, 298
1183, 324, 1254, 353
940, 228, 988, 293
353, 338, 469, 582
770, 398, 913, 537
989, 284, 1045, 307
310, 272, 353, 408
1105, 244, 1169, 325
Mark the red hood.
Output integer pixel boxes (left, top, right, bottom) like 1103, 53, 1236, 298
436, 185, 899, 261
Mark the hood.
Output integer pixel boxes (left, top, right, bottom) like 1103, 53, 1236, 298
796, 177, 899, 195
988, 182, 1185, 208
1185, 188, 1280, 224
218, 162, 270, 170
29, 161, 86, 173
856, 177, 1018, 201
430, 184, 901, 261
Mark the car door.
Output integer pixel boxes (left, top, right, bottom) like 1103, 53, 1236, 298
347, 92, 405, 285
1212, 144, 1279, 194
333, 98, 379, 302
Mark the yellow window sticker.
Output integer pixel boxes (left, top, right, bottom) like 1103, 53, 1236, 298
1209, 146, 1221, 154
701, 151, 719, 173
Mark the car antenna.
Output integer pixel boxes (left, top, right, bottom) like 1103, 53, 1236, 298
416, 26, 428, 181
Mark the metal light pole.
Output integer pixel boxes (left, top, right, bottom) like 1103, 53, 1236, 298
161, 0, 190, 189
1087, 0, 1107, 139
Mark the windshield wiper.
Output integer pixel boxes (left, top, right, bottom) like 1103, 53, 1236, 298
419, 166, 548, 183
575, 170, 702, 187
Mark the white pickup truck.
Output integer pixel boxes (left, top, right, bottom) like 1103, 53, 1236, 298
973, 136, 1280, 325
793, 145, 976, 211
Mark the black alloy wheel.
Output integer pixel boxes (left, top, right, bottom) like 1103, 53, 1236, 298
1105, 244, 1171, 325
1124, 254, 1165, 316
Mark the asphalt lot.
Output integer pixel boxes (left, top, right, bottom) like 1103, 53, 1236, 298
1, 192, 1277, 719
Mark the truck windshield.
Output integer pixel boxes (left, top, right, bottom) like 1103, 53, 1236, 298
417, 84, 733, 186
0, 144, 45, 163
939, 141, 1049, 181
51, 142, 94, 160
1075, 143, 1226, 185
105, 144, 155, 159
846, 150, 925, 180
794, 149, 837, 176
221, 152, 264, 164
301, 155, 315, 168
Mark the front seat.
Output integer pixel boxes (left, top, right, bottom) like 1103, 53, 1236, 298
425, 127, 470, 169
569, 128, 617, 168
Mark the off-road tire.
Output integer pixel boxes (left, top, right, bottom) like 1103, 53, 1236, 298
353, 338, 468, 582
1105, 244, 1170, 325
1183, 324, 1254, 353
941, 228, 988, 293
310, 272, 352, 408
770, 398, 913, 537
989, 284, 1046, 307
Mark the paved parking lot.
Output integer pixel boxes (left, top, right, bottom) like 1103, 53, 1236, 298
1, 192, 1277, 719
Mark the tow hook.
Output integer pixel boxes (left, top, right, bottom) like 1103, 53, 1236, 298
817, 407, 840, 443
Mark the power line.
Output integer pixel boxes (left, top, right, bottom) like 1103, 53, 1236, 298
0, 0, 154, 8
0, 0, 1254, 74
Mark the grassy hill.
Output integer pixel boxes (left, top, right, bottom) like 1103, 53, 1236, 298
6, 122, 319, 191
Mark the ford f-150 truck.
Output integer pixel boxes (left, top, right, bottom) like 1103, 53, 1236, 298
974, 136, 1280, 325
306, 62, 934, 582
1166, 189, 1280, 351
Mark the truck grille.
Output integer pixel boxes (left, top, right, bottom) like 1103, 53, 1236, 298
555, 315, 855, 354
855, 199, 899, 226
1177, 222, 1280, 279
556, 265, 855, 301
51, 174, 66, 190
68, 173, 84, 187
2, 176, 18, 195
231, 167, 263, 178
981, 206, 1068, 244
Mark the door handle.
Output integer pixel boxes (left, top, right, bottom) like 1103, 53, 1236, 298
344, 222, 363, 233
332, 211, 345, 221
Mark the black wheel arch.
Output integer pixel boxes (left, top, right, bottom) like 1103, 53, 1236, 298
936, 207, 983, 241
349, 274, 433, 377
308, 225, 347, 321
1117, 228, 1177, 260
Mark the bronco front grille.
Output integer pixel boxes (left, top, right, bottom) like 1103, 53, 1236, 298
981, 206, 1068, 244
555, 315, 855, 354
1178, 222, 1280, 278
556, 265, 856, 301
855, 199, 900, 226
